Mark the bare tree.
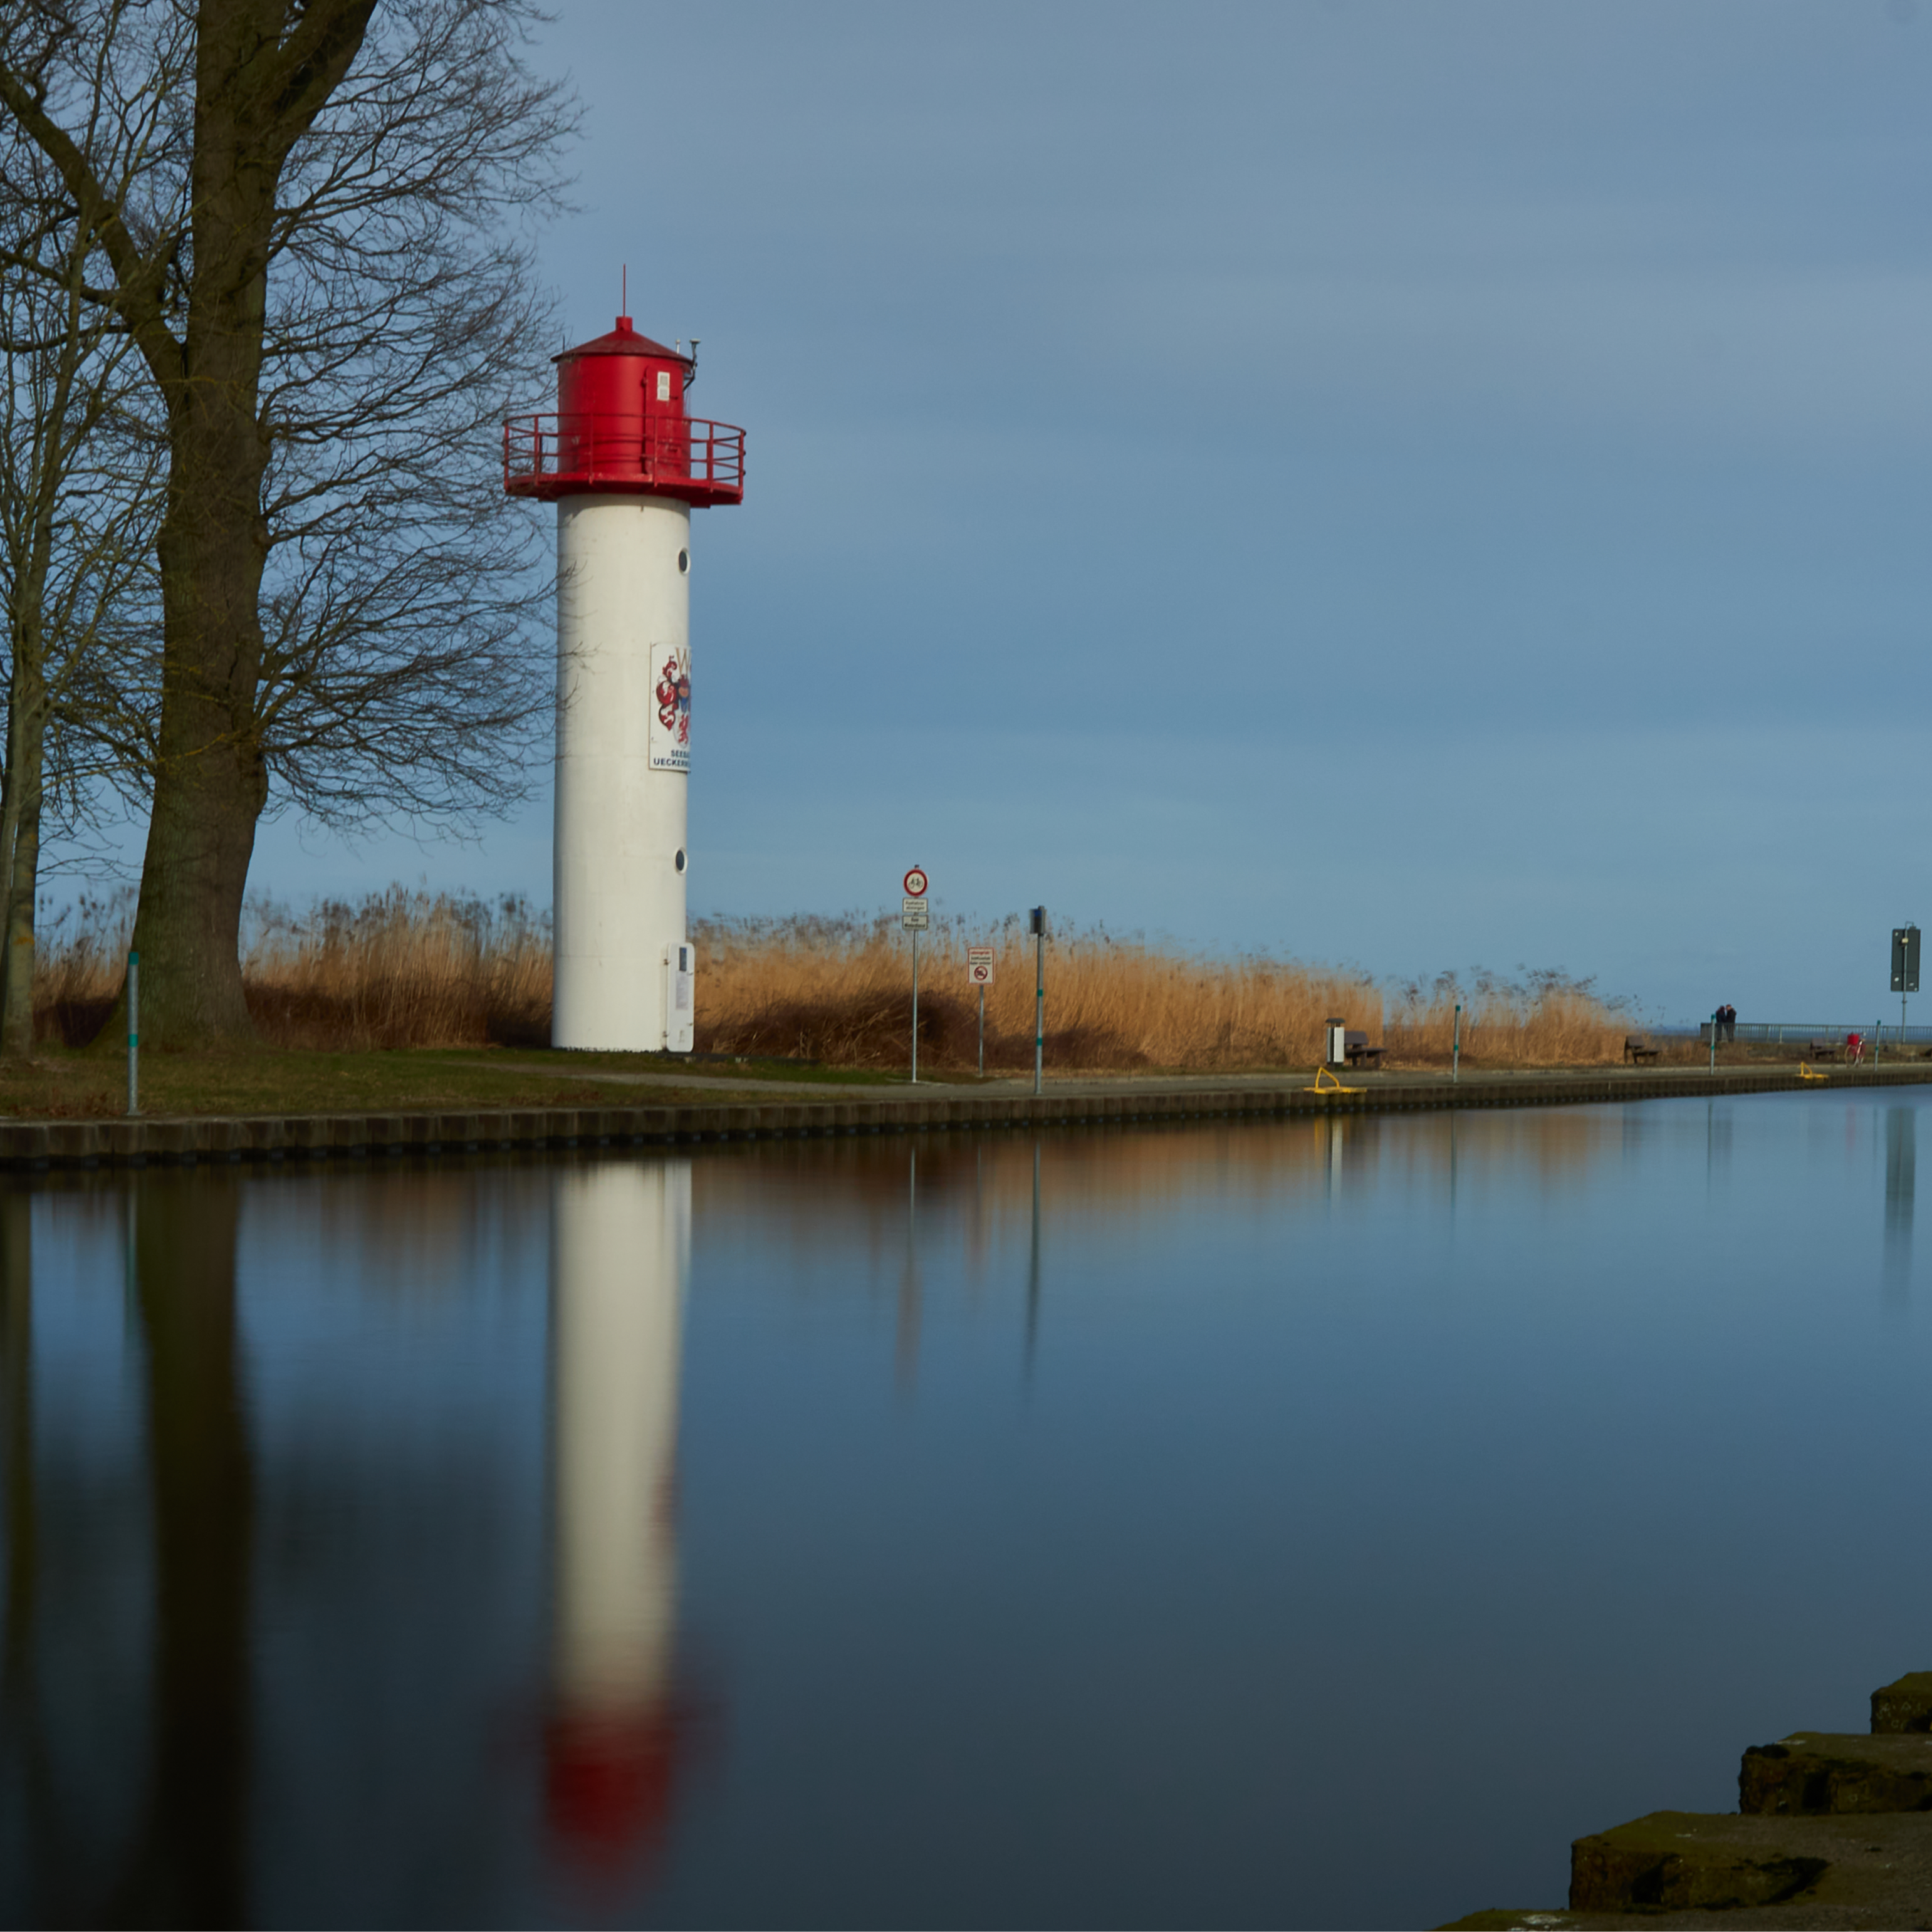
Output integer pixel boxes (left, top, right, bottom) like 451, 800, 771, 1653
0, 0, 572, 1047
0, 131, 165, 1059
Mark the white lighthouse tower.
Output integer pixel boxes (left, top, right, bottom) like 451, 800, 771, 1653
506, 310, 745, 1051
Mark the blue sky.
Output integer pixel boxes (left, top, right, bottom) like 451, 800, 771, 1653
249, 0, 1932, 1022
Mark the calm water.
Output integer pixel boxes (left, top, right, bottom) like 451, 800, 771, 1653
2, 1090, 1929, 1928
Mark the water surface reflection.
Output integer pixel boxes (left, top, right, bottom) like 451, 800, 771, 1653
1887, 1107, 1916, 1303
2, 1094, 1931, 1926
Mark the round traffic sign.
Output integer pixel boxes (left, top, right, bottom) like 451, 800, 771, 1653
903, 867, 928, 897
968, 961, 991, 985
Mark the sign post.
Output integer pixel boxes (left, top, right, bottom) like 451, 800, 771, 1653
967, 947, 995, 1077
902, 869, 929, 1082
1028, 907, 1047, 1095
1894, 924, 1920, 1050
1452, 1002, 1461, 1085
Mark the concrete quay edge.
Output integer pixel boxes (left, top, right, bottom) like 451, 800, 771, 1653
1, 1062, 1928, 1171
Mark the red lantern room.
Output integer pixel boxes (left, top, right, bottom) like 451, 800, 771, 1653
504, 315, 744, 506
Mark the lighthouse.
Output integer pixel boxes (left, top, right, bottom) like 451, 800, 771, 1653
506, 310, 744, 1051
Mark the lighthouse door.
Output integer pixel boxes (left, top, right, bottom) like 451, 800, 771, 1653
662, 943, 695, 1053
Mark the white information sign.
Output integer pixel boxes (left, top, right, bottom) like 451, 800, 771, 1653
967, 947, 994, 986
901, 897, 930, 931
648, 642, 691, 772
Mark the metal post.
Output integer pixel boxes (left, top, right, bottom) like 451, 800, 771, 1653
1452, 1003, 1461, 1085
978, 983, 984, 1077
1033, 916, 1045, 1097
911, 927, 919, 1085
126, 950, 139, 1117
1710, 1010, 1716, 1074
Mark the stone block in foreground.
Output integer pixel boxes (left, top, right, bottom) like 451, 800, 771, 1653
1739, 1731, 1932, 1815
1451, 1812, 1932, 1925
1429, 1909, 1932, 1924
1873, 1672, 1932, 1734
1570, 1811, 1829, 1911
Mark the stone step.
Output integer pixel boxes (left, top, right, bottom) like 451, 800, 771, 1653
1740, 1731, 1932, 1815
1569, 1808, 1916, 1916
1440, 1676, 1932, 1928
1442, 1810, 1932, 1927
1451, 1908, 1929, 1932
1872, 1671, 1932, 1734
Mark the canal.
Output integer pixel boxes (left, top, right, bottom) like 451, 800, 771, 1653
2, 1089, 1927, 1926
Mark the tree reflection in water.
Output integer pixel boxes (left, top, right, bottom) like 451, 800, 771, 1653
0, 1184, 44, 1916
108, 1172, 254, 1928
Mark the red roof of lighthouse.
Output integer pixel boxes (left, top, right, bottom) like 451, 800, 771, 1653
555, 315, 694, 367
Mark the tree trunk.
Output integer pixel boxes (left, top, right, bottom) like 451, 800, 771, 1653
0, 645, 43, 1060
0, 728, 20, 1053
105, 422, 270, 1045
1, 405, 53, 1061
123, 80, 275, 1048
1, 776, 39, 1062
123, 454, 268, 1043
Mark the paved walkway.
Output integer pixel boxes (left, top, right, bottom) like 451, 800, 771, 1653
461, 1057, 1894, 1101
8, 1058, 1929, 1173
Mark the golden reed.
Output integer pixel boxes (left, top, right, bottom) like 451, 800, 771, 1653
31, 892, 1639, 1068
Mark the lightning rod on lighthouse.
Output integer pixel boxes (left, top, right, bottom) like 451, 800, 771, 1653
505, 306, 745, 1051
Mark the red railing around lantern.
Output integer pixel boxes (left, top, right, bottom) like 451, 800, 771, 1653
503, 414, 745, 506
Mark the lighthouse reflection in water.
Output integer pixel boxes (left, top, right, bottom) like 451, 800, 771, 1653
546, 1160, 691, 1879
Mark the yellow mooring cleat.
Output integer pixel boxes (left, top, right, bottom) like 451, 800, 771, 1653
1305, 1065, 1364, 1095
1799, 1062, 1829, 1082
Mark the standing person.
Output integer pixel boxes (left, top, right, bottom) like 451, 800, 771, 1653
1722, 1003, 1738, 1045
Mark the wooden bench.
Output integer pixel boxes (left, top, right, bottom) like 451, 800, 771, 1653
1624, 1036, 1659, 1063
1806, 1040, 1840, 1062
1342, 1030, 1384, 1068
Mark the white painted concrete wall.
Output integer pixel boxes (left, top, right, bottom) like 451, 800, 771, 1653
554, 494, 694, 1051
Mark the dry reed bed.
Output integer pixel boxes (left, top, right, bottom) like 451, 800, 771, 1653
31, 894, 1637, 1067
38, 888, 552, 1050
696, 915, 1635, 1068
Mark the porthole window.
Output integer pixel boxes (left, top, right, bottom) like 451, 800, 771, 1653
677, 548, 689, 574
674, 849, 686, 873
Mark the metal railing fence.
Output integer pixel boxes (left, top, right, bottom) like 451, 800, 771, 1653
1673, 1020, 1932, 1047
503, 412, 746, 496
